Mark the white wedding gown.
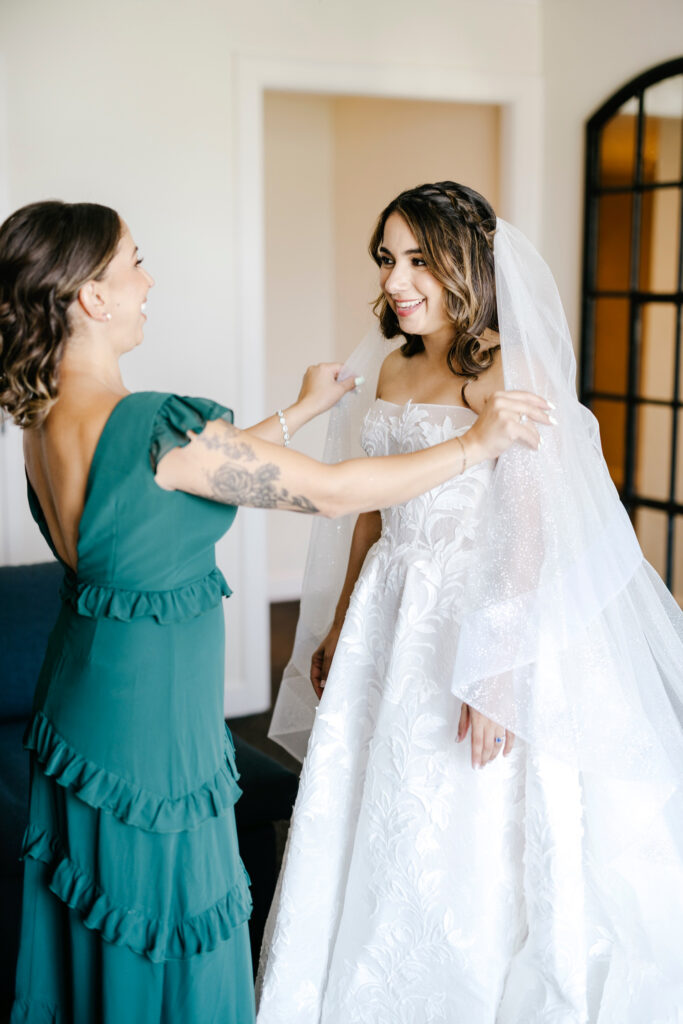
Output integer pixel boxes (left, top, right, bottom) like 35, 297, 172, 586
257, 399, 683, 1024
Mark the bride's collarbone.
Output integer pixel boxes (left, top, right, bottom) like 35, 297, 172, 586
377, 373, 474, 410
377, 351, 497, 412
378, 367, 471, 410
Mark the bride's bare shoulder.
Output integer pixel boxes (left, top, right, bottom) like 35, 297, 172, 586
463, 338, 503, 413
376, 346, 410, 398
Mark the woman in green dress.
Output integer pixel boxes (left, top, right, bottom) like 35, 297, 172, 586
0, 200, 550, 1024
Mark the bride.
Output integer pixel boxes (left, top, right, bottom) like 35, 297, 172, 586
257, 182, 683, 1023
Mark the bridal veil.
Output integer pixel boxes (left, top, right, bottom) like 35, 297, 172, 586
270, 219, 683, 791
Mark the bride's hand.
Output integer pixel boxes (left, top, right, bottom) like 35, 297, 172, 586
296, 363, 360, 419
464, 390, 555, 463
457, 703, 514, 769
310, 623, 342, 699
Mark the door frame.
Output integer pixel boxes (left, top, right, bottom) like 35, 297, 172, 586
229, 56, 543, 717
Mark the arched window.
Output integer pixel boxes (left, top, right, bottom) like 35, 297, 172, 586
581, 57, 683, 599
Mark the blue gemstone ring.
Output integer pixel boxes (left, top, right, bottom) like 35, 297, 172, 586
494, 737, 504, 744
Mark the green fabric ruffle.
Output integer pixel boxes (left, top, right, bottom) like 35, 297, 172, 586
24, 713, 243, 834
9, 995, 62, 1024
149, 394, 234, 473
60, 567, 232, 625
22, 825, 252, 963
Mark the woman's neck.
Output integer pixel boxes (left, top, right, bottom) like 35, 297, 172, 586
421, 326, 499, 370
59, 334, 127, 396
421, 327, 456, 365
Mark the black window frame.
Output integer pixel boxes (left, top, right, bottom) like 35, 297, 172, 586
580, 56, 683, 591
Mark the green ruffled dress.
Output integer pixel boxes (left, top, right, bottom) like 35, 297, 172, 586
11, 393, 255, 1024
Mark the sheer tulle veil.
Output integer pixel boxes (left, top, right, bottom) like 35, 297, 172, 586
269, 219, 683, 795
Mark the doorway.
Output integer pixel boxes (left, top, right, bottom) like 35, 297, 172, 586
264, 91, 502, 599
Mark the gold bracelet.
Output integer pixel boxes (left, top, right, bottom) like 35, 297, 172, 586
455, 435, 467, 473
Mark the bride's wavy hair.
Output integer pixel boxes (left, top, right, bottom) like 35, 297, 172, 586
0, 200, 121, 428
369, 181, 498, 378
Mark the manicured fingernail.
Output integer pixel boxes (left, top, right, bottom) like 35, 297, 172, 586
354, 376, 365, 387
548, 415, 558, 426
538, 435, 545, 448
474, 762, 481, 770
546, 399, 556, 410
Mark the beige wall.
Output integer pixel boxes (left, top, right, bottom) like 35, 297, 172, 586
332, 97, 500, 359
264, 93, 500, 597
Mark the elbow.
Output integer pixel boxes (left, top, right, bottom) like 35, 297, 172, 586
315, 474, 350, 519
317, 497, 346, 519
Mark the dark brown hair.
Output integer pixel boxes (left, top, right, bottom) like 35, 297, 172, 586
0, 200, 122, 428
369, 181, 498, 379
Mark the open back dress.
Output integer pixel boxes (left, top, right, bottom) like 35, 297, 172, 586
11, 392, 255, 1024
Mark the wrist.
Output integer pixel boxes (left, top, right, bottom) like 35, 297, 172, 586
459, 432, 483, 468
332, 604, 348, 628
276, 401, 311, 442
288, 396, 317, 429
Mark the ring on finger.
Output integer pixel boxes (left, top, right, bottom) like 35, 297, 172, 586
494, 736, 504, 744
519, 413, 528, 424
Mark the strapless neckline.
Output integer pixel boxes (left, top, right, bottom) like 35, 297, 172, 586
375, 397, 477, 416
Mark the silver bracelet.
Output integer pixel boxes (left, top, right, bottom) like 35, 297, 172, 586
455, 435, 467, 473
276, 409, 291, 447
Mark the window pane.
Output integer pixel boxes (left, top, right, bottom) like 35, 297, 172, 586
599, 98, 639, 187
640, 303, 678, 401
593, 398, 626, 490
635, 507, 668, 578
640, 186, 682, 293
643, 75, 683, 184
676, 410, 683, 506
674, 516, 683, 606
596, 192, 633, 291
592, 298, 630, 394
636, 404, 673, 501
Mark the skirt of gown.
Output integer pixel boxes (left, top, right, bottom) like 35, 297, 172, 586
11, 604, 256, 1024
257, 401, 683, 1024
257, 542, 683, 1024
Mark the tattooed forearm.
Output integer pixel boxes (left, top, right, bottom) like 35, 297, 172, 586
206, 461, 319, 513
198, 425, 257, 462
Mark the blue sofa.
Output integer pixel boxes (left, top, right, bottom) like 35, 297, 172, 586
0, 561, 297, 1012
